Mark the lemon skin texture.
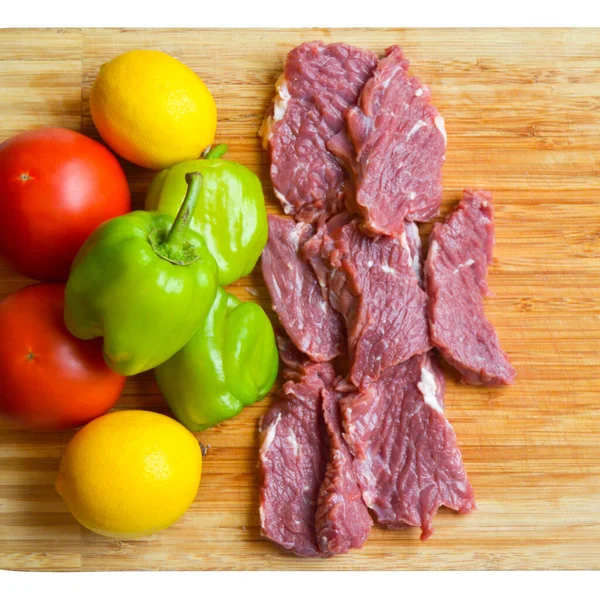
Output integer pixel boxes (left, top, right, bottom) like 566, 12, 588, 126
90, 50, 217, 170
55, 410, 202, 539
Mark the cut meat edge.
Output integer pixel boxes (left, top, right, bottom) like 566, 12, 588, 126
259, 41, 378, 223
302, 216, 430, 388
258, 359, 335, 557
260, 335, 373, 557
315, 386, 373, 554
340, 352, 476, 540
340, 45, 446, 235
425, 189, 516, 385
262, 214, 346, 363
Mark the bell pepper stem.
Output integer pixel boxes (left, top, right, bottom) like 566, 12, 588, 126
165, 172, 203, 249
204, 144, 228, 159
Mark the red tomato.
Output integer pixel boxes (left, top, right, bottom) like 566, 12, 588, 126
0, 283, 126, 431
0, 128, 131, 281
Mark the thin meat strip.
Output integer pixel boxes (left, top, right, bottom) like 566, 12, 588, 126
337, 45, 446, 236
258, 355, 335, 557
262, 214, 345, 362
341, 352, 476, 540
259, 338, 372, 557
425, 189, 516, 385
315, 387, 373, 554
303, 216, 430, 387
259, 42, 377, 222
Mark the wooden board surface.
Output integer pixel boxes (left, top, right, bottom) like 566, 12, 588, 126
1, 28, 600, 571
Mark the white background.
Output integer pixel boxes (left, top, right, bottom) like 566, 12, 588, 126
2, 0, 598, 27
1, 0, 599, 596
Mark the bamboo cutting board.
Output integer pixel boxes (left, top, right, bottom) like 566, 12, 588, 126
1, 28, 599, 571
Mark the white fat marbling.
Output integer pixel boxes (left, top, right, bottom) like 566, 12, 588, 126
412, 254, 421, 278
434, 115, 447, 145
273, 77, 291, 122
269, 273, 282, 300
418, 366, 443, 414
258, 75, 291, 149
407, 119, 427, 139
287, 430, 300, 457
400, 232, 413, 268
261, 413, 281, 455
288, 223, 302, 248
274, 188, 293, 214
453, 258, 475, 275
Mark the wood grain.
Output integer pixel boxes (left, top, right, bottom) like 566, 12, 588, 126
1, 28, 600, 571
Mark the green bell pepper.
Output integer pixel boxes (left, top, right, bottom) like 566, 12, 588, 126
145, 145, 268, 286
65, 172, 218, 376
154, 286, 279, 431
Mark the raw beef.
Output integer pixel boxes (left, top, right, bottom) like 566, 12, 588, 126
315, 387, 373, 554
258, 357, 335, 557
259, 42, 377, 222
337, 45, 447, 236
425, 189, 516, 385
341, 352, 476, 540
304, 216, 430, 387
259, 338, 372, 557
276, 331, 309, 376
262, 215, 345, 362
301, 213, 351, 304
258, 41, 487, 556
405, 221, 423, 285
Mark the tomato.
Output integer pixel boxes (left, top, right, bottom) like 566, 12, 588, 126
0, 128, 131, 281
0, 283, 126, 431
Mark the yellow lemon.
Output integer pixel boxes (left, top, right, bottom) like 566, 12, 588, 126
55, 410, 202, 539
90, 49, 217, 170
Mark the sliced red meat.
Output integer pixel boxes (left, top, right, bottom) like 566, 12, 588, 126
258, 359, 335, 557
305, 216, 430, 387
315, 387, 373, 554
338, 45, 446, 236
259, 42, 484, 557
275, 331, 309, 376
262, 215, 345, 362
301, 216, 332, 294
260, 336, 372, 557
425, 189, 516, 385
405, 221, 424, 285
259, 42, 377, 222
341, 353, 476, 540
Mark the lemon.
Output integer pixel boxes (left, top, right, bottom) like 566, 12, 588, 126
90, 49, 217, 170
55, 410, 202, 539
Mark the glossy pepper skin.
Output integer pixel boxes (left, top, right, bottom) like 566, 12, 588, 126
65, 173, 218, 376
145, 145, 268, 286
154, 287, 279, 431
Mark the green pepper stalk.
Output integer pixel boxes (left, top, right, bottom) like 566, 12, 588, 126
145, 147, 268, 286
203, 144, 228, 159
165, 172, 203, 250
64, 173, 219, 376
149, 172, 203, 266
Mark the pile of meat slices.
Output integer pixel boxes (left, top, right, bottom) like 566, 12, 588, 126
258, 42, 516, 558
